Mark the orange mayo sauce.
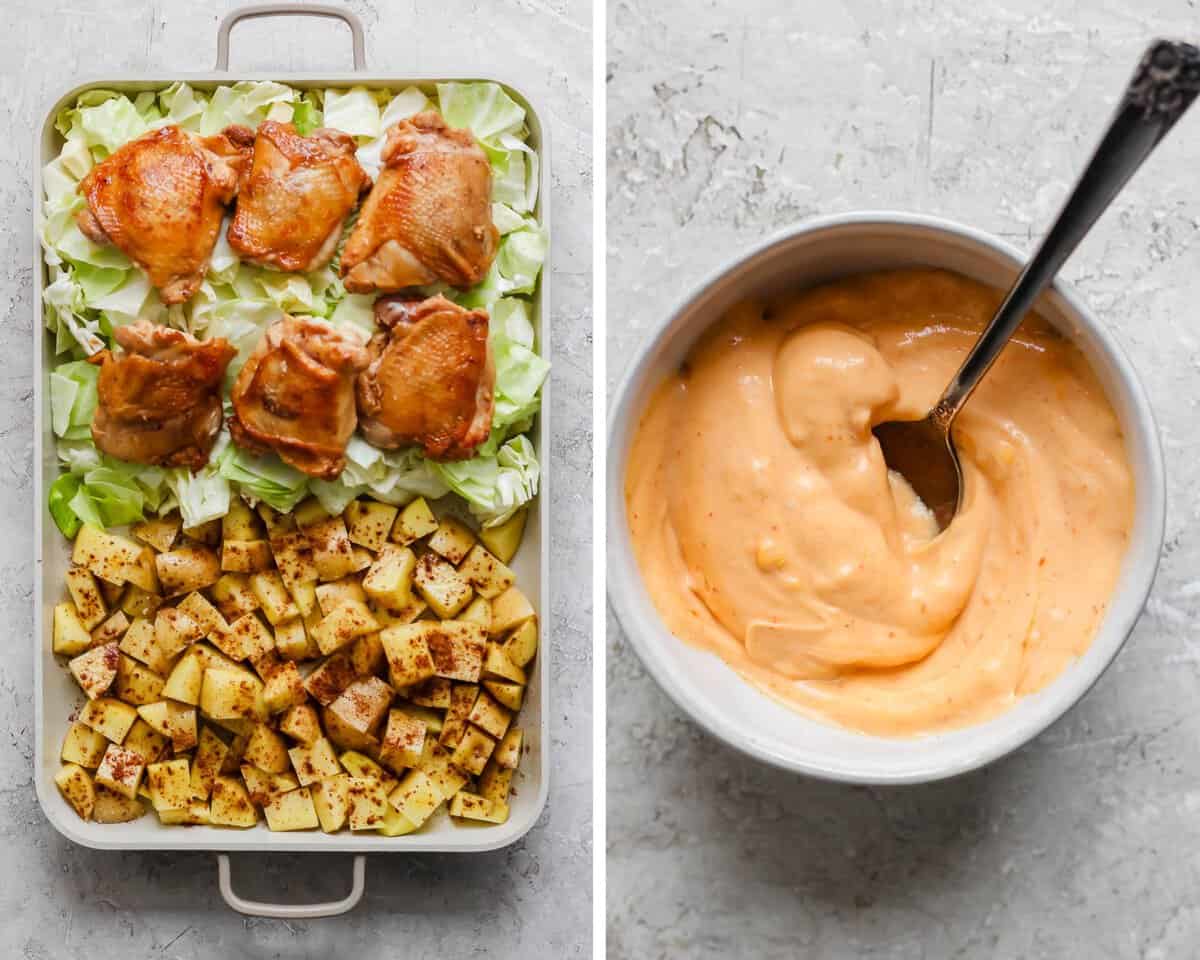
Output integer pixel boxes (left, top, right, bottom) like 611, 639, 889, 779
625, 269, 1134, 736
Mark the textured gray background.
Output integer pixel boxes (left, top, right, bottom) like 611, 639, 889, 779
608, 2, 1200, 958
0, 0, 592, 955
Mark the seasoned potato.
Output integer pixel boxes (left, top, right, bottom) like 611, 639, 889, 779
263, 787, 319, 831
388, 770, 442, 827
131, 516, 180, 554
257, 503, 295, 536
154, 545, 220, 596
243, 723, 290, 774
55, 763, 96, 820
137, 700, 197, 752
345, 499, 398, 553
218, 613, 275, 662
425, 622, 487, 682
478, 760, 514, 804
211, 572, 259, 620
380, 709, 427, 771
250, 571, 299, 625
279, 703, 323, 745
262, 659, 307, 714
221, 539, 273, 574
79, 697, 138, 744
303, 653, 357, 706
489, 586, 535, 636
458, 544, 515, 599
439, 684, 479, 750
484, 679, 525, 712
240, 763, 300, 807
459, 596, 492, 632
73, 524, 142, 585
391, 497, 438, 545
311, 775, 351, 832
157, 800, 211, 825
119, 617, 171, 675
349, 632, 386, 678
306, 516, 356, 582
407, 677, 452, 709
467, 691, 512, 741
483, 642, 527, 685
61, 721, 109, 768
412, 553, 473, 619
222, 497, 262, 541
380, 623, 437, 688
161, 650, 204, 705
479, 508, 527, 564
115, 654, 165, 706
275, 617, 318, 661
154, 606, 202, 659
449, 791, 508, 823
311, 599, 379, 656
122, 546, 161, 594
90, 609, 131, 647
339, 750, 399, 791
288, 737, 342, 786
119, 585, 162, 620
271, 531, 318, 589
316, 578, 368, 617
176, 591, 228, 639
325, 679, 392, 750
122, 718, 169, 764
495, 728, 523, 769
69, 643, 119, 700
65, 564, 107, 630
200, 669, 267, 721
361, 545, 416, 610
53, 602, 93, 656
183, 518, 221, 546
503, 618, 539, 667
346, 777, 389, 831
209, 775, 257, 828
427, 516, 476, 565
146, 758, 191, 811
92, 785, 146, 823
94, 744, 145, 799
450, 725, 495, 776
191, 726, 229, 799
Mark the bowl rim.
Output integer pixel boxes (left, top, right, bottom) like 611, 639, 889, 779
606, 210, 1167, 785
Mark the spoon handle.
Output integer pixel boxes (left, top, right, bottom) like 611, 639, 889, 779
933, 38, 1200, 428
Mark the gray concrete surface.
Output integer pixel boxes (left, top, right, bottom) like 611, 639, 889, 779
607, 2, 1200, 957
0, 0, 592, 955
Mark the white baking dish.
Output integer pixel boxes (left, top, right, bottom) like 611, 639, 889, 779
32, 4, 551, 917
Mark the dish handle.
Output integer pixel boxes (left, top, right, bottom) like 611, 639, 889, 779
216, 853, 367, 918
215, 3, 366, 71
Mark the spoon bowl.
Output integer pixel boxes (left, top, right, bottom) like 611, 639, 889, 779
871, 413, 961, 531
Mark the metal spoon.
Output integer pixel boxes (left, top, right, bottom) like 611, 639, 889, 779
873, 38, 1200, 531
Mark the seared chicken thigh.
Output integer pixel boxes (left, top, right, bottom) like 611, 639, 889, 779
227, 121, 370, 272
229, 317, 369, 480
90, 321, 236, 470
340, 112, 499, 293
356, 294, 494, 460
77, 124, 254, 304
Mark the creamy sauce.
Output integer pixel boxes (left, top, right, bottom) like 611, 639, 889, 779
625, 269, 1134, 736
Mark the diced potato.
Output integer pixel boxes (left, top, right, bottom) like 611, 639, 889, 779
468, 691, 512, 741
294, 498, 331, 529
92, 785, 146, 823
250, 571, 299, 625
154, 606, 202, 659
303, 653, 357, 706
69, 643, 119, 700
458, 544, 515, 600
478, 760, 514, 804
66, 564, 107, 630
479, 507, 527, 564
122, 718, 169, 764
391, 497, 438, 545
379, 622, 437, 688
459, 596, 492, 632
263, 787, 319, 831
427, 516, 476, 565
288, 737, 342, 786
316, 578, 368, 617
450, 725, 496, 776
489, 586, 536, 636
120, 585, 162, 620
90, 609, 131, 647
73, 524, 142, 585
122, 546, 160, 594
240, 763, 299, 806
373, 597, 428, 628
325, 677, 393, 746
94, 744, 145, 799
275, 617, 318, 662
157, 800, 211, 825
415, 745, 469, 799
200, 669, 267, 721
345, 499, 399, 553
503, 618, 539, 667
425, 621, 487, 682
484, 679, 525, 712
191, 726, 229, 799
189, 642, 244, 676
217, 613, 275, 662
380, 709, 427, 771
291, 579, 319, 618
346, 777, 389, 831
62, 721, 109, 767
137, 700, 197, 752
222, 539, 273, 574
307, 516, 356, 582
388, 770, 443, 826
98, 579, 125, 608
280, 703, 322, 745
439, 684, 479, 749
348, 546, 374, 574
209, 775, 257, 828
131, 516, 180, 554
361, 545, 417, 610
350, 632, 386, 678
449, 791, 508, 823
161, 649, 204, 705
413, 553, 473, 619
183, 518, 221, 546
55, 763, 96, 820
311, 599, 379, 656
311, 774, 351, 832
377, 803, 420, 836
407, 677, 452, 709
118, 616, 171, 675
211, 573, 259, 621
146, 758, 191, 811
222, 497, 262, 542
53, 602, 93, 656
115, 654, 165, 706
271, 531, 317, 589
155, 545, 220, 597
176, 592, 228, 639
338, 750, 398, 791
483, 642, 527, 685
79, 697, 138, 743
495, 728, 523, 769
243, 723, 290, 774
262, 659, 307, 714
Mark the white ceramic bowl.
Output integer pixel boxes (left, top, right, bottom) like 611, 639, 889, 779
607, 212, 1166, 785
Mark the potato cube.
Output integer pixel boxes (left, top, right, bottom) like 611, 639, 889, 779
263, 787, 320, 831
211, 573, 259, 621
439, 683, 479, 749
176, 591, 228, 640
155, 545, 220, 597
271, 531, 317, 589
53, 602, 93, 656
349, 547, 374, 575
288, 737, 342, 786
222, 539, 273, 574
361, 545, 417, 610
413, 553, 473, 619
275, 617, 317, 661
161, 650, 204, 705
61, 721, 109, 767
373, 596, 428, 627
484, 680, 525, 712
55, 763, 96, 820
222, 496, 261, 541
123, 718, 169, 764
191, 727, 229, 799
243, 723, 290, 774
132, 516, 180, 553
146, 757, 191, 811
262, 660, 307, 714
217, 613, 275, 662
137, 700, 197, 752
468, 691, 512, 741
189, 642, 243, 675
345, 499, 398, 552
312, 599, 379, 656
391, 497, 438, 545
426, 622, 487, 682
73, 524, 142, 584
489, 586, 535, 636
154, 606, 202, 659
118, 617, 169, 675
483, 642, 527, 685
182, 518, 221, 545
306, 516, 356, 582
449, 791, 508, 823
457, 544, 515, 599
495, 728, 523, 770
303, 653, 357, 705
450, 726, 495, 776
66, 564, 107, 630
79, 697, 138, 743
346, 777, 389, 831
388, 770, 442, 826
331, 677, 393, 734
380, 709, 427, 771
122, 546, 160, 594
209, 776, 257, 828
90, 609, 131, 647
478, 761, 514, 804
241, 763, 299, 806
416, 745, 469, 799
93, 785, 146, 823
120, 585, 162, 620
258, 503, 295, 536
377, 803, 419, 836
280, 703, 322, 745
292, 497, 330, 529
116, 654, 165, 706
427, 516, 476, 565
95, 744, 145, 799
69, 643, 119, 700
98, 579, 125, 607
157, 800, 211, 825
316, 578, 368, 617
200, 669, 267, 721
291, 579, 319, 618
379, 623, 437, 688
479, 507, 527, 564
407, 677, 452, 709
350, 632, 386, 678
311, 775, 351, 832
249, 571, 299, 625
339, 750, 398, 791
459, 596, 492, 632
503, 618, 539, 667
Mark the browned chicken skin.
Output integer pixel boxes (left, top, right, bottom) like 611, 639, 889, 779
90, 321, 236, 471
229, 317, 370, 480
77, 124, 254, 305
227, 122, 370, 273
340, 112, 499, 293
356, 294, 495, 460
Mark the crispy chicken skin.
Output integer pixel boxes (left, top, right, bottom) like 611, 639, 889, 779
340, 112, 499, 293
77, 124, 254, 305
227, 122, 370, 273
356, 294, 495, 460
89, 321, 236, 471
229, 317, 370, 480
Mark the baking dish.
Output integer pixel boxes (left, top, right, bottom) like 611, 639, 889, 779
32, 4, 551, 917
